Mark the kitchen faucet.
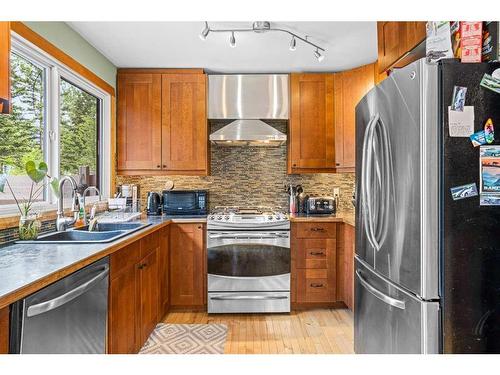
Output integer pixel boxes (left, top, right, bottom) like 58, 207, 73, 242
56, 176, 81, 232
82, 186, 101, 225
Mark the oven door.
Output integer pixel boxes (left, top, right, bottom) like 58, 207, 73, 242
207, 231, 290, 292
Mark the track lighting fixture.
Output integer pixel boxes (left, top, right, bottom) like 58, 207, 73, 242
314, 48, 324, 62
199, 21, 210, 40
199, 21, 326, 62
229, 32, 236, 48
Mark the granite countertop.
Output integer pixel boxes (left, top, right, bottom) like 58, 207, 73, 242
289, 211, 355, 227
0, 215, 206, 309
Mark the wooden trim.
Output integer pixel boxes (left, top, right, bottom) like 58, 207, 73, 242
117, 169, 208, 176
110, 95, 117, 195
0, 306, 8, 353
0, 22, 11, 115
118, 68, 204, 74
10, 22, 115, 97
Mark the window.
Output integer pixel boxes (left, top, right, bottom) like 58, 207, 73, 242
0, 34, 111, 213
0, 52, 47, 205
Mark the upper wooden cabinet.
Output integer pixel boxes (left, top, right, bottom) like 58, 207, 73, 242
289, 73, 336, 173
117, 69, 208, 175
117, 73, 162, 171
0, 22, 11, 115
161, 73, 208, 174
377, 21, 426, 74
334, 64, 375, 171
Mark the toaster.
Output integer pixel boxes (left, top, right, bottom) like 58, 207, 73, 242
306, 196, 337, 215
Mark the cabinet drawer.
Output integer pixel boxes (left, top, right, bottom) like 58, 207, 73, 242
296, 223, 336, 239
140, 231, 160, 258
296, 238, 336, 269
110, 241, 140, 279
296, 269, 335, 303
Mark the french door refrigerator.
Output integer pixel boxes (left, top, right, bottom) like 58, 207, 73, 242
355, 58, 500, 354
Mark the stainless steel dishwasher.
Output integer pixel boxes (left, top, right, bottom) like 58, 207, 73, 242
10, 257, 109, 354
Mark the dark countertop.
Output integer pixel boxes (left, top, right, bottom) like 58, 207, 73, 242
0, 215, 206, 309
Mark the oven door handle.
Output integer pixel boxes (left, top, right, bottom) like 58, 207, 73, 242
209, 295, 288, 301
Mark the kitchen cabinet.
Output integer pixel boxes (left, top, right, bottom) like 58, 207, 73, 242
170, 223, 206, 308
161, 73, 208, 174
117, 69, 208, 176
337, 223, 355, 310
117, 73, 162, 171
377, 21, 426, 74
0, 22, 11, 115
0, 305, 9, 353
334, 64, 375, 171
289, 73, 336, 173
108, 232, 160, 353
158, 225, 170, 318
292, 222, 337, 306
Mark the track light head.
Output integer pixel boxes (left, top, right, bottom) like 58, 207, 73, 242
229, 32, 236, 48
314, 48, 324, 62
289, 36, 296, 51
200, 21, 210, 41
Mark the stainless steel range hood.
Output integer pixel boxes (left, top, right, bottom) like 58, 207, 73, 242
208, 74, 288, 146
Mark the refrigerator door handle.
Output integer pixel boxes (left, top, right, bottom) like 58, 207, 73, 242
362, 114, 381, 251
356, 269, 406, 310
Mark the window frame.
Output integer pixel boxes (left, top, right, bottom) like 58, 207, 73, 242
0, 32, 111, 215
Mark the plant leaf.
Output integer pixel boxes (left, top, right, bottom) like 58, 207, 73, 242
50, 177, 60, 198
25, 161, 48, 183
0, 174, 6, 193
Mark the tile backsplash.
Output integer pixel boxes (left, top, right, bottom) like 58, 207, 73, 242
117, 121, 356, 213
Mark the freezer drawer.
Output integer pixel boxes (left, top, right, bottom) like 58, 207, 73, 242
354, 258, 440, 354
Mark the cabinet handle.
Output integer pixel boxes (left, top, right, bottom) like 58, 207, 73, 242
336, 163, 340, 166
311, 227, 325, 232
309, 251, 325, 256
310, 283, 324, 288
292, 163, 297, 167
162, 165, 166, 168
156, 165, 161, 169
197, 225, 202, 229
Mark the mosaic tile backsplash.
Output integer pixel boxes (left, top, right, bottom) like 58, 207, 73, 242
117, 121, 356, 214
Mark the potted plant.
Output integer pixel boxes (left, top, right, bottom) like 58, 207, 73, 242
0, 161, 59, 240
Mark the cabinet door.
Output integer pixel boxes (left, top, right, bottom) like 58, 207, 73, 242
0, 22, 11, 115
138, 249, 159, 346
170, 223, 206, 307
161, 73, 208, 174
158, 225, 170, 318
0, 306, 9, 353
377, 22, 403, 73
334, 64, 375, 171
296, 269, 336, 303
117, 73, 162, 171
289, 73, 335, 173
343, 224, 355, 310
404, 22, 426, 52
108, 264, 139, 354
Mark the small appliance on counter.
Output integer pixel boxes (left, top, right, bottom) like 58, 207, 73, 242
306, 196, 337, 215
162, 190, 208, 216
117, 184, 140, 212
146, 191, 162, 216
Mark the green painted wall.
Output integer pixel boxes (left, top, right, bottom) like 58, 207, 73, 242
23, 22, 116, 89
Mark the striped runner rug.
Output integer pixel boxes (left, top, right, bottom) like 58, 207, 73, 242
140, 323, 228, 354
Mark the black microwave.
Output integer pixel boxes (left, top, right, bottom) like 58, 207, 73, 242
162, 190, 208, 216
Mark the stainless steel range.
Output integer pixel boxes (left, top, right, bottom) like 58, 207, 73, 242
207, 206, 290, 313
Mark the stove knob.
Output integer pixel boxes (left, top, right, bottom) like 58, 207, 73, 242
209, 216, 215, 220
268, 215, 273, 220
224, 216, 229, 220
217, 216, 222, 220
275, 215, 281, 220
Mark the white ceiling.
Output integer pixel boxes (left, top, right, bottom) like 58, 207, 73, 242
67, 22, 377, 73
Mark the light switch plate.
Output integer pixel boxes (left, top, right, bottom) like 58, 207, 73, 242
333, 187, 340, 198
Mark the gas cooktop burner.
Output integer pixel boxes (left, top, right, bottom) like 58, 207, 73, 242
207, 206, 289, 229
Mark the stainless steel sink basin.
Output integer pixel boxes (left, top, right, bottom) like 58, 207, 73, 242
17, 222, 151, 244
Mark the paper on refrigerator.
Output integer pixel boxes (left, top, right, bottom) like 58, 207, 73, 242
448, 106, 475, 137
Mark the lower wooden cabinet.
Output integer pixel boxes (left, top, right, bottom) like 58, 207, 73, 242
108, 232, 160, 354
170, 223, 206, 308
292, 222, 337, 306
158, 225, 170, 318
0, 305, 9, 353
341, 224, 355, 310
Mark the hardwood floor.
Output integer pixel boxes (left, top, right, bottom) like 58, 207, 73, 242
162, 308, 354, 354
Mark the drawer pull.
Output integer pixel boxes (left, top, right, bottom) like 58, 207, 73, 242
310, 283, 325, 288
309, 251, 325, 256
310, 227, 325, 232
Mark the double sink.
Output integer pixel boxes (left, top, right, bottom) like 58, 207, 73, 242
17, 222, 151, 244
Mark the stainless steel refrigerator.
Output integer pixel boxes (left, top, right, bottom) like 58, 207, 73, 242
355, 58, 500, 354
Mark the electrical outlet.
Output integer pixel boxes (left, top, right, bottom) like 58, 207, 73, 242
333, 187, 340, 199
